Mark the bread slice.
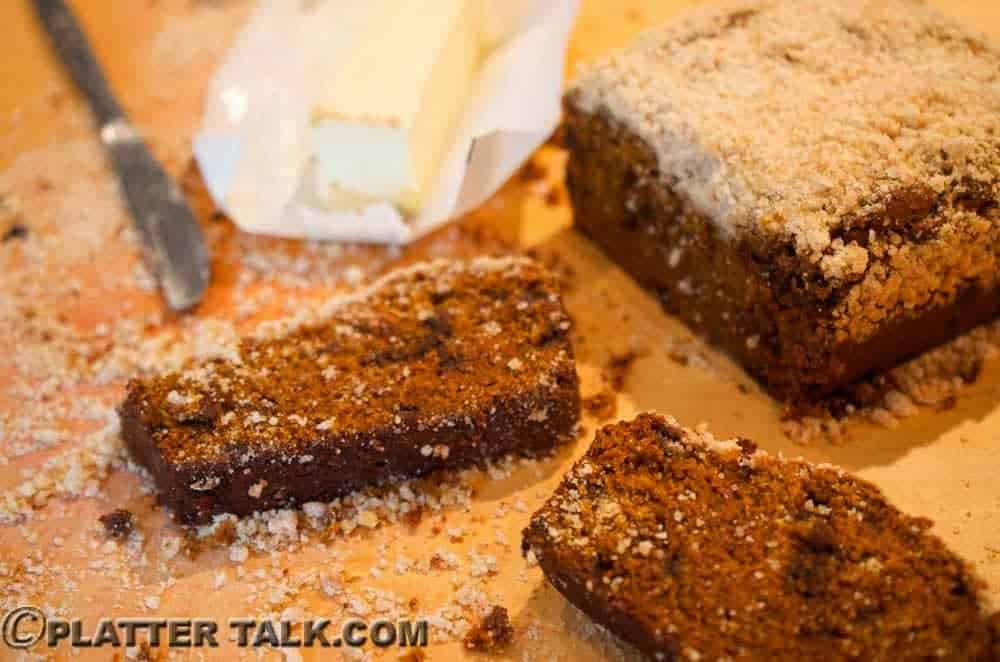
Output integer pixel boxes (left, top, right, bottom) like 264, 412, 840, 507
121, 257, 580, 523
523, 414, 996, 661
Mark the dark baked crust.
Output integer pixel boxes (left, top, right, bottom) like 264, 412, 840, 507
564, 102, 1000, 405
120, 258, 580, 524
523, 414, 997, 661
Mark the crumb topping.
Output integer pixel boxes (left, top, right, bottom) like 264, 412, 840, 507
571, 0, 1000, 280
127, 257, 576, 466
524, 413, 995, 659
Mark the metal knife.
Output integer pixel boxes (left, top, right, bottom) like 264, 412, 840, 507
31, 0, 210, 312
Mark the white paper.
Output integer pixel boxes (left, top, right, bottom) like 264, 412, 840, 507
194, 0, 579, 244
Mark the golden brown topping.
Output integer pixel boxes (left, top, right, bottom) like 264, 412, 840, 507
130, 257, 575, 466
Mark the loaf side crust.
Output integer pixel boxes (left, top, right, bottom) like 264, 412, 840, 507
565, 103, 1000, 402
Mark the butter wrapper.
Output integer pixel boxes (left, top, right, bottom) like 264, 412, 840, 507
193, 0, 579, 244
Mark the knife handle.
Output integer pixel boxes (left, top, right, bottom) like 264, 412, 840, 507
31, 0, 124, 128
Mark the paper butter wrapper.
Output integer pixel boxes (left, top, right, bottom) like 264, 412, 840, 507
193, 0, 579, 244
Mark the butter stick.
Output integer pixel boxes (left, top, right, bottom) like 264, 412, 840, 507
311, 0, 484, 215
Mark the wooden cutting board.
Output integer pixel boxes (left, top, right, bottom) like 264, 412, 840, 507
1, 2, 998, 661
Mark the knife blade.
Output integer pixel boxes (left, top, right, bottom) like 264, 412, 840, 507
31, 0, 210, 312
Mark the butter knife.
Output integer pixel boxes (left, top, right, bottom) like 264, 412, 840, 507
32, 0, 210, 311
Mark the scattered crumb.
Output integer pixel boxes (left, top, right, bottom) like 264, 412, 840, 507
663, 335, 713, 371
2, 222, 28, 242
99, 508, 136, 539
134, 641, 160, 661
603, 349, 643, 391
582, 387, 617, 421
463, 605, 514, 652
